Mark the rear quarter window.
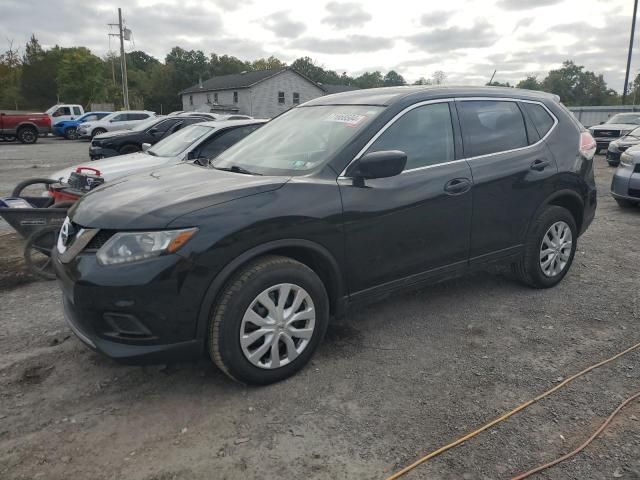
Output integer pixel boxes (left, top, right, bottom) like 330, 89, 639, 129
522, 103, 555, 138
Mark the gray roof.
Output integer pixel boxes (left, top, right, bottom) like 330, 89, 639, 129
181, 68, 322, 95
319, 84, 360, 94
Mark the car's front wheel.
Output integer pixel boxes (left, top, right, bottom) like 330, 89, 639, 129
208, 255, 329, 385
513, 205, 577, 289
65, 127, 78, 140
91, 128, 106, 138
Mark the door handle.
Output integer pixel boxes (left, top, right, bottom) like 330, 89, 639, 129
530, 159, 550, 171
444, 178, 471, 195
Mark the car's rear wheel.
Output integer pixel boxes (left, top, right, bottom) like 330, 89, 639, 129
65, 127, 78, 140
608, 160, 619, 167
513, 205, 577, 289
119, 144, 140, 155
17, 126, 38, 144
91, 128, 106, 138
208, 255, 329, 385
615, 198, 638, 208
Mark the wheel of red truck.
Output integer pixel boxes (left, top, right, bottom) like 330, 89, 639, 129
17, 126, 38, 144
208, 255, 329, 385
65, 127, 78, 140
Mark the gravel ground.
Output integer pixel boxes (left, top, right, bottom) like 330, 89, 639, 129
0, 142, 639, 480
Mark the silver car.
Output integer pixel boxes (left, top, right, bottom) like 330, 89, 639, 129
52, 119, 266, 183
611, 146, 640, 207
606, 126, 640, 166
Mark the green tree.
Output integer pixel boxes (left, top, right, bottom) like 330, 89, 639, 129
516, 75, 541, 90
354, 71, 384, 88
56, 47, 107, 107
0, 40, 23, 109
383, 70, 406, 86
251, 56, 286, 71
540, 61, 617, 106
413, 77, 432, 85
21, 35, 61, 109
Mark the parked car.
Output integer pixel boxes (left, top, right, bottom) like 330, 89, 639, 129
77, 110, 156, 139
51, 119, 267, 183
610, 146, 640, 208
605, 126, 640, 166
53, 86, 597, 385
588, 113, 640, 153
46, 104, 85, 123
88, 115, 214, 159
0, 111, 51, 143
176, 112, 253, 121
53, 112, 111, 140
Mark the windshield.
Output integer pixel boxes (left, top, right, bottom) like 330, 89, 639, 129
212, 105, 384, 176
147, 124, 213, 157
132, 116, 165, 132
607, 114, 640, 125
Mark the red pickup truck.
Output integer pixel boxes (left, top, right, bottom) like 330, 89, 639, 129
0, 111, 51, 144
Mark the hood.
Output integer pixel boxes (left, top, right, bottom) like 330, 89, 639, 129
622, 144, 640, 160
93, 129, 135, 141
611, 135, 640, 146
590, 123, 638, 131
50, 152, 173, 183
69, 162, 289, 229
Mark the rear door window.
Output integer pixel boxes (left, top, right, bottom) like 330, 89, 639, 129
458, 100, 528, 157
73, 106, 82, 115
365, 102, 455, 170
522, 103, 555, 138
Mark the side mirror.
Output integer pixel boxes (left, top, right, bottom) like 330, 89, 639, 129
347, 150, 407, 181
599, 121, 605, 125
141, 143, 151, 152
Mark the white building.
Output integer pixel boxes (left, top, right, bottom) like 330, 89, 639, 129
179, 67, 357, 118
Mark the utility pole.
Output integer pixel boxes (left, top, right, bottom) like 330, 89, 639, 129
623, 0, 638, 105
109, 8, 130, 109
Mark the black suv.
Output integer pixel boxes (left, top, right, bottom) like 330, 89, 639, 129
89, 115, 211, 159
53, 87, 597, 385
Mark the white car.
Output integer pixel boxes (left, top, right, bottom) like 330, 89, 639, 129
77, 110, 156, 139
51, 119, 267, 183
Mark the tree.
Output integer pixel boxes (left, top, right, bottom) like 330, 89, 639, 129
432, 71, 446, 85
20, 35, 60, 109
413, 77, 432, 85
383, 70, 406, 86
290, 57, 343, 84
354, 71, 384, 88
0, 40, 23, 109
486, 81, 512, 87
56, 47, 108, 107
540, 61, 617, 106
251, 56, 286, 71
516, 76, 541, 91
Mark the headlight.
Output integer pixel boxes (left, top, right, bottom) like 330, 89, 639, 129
620, 152, 634, 167
96, 228, 198, 265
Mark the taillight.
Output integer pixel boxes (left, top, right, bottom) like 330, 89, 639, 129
579, 131, 596, 160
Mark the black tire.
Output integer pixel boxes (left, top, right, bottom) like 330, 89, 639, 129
17, 126, 38, 144
513, 205, 577, 289
65, 127, 78, 140
209, 255, 329, 385
24, 226, 59, 280
608, 161, 619, 167
11, 177, 57, 197
119, 144, 141, 155
615, 198, 637, 208
91, 128, 106, 138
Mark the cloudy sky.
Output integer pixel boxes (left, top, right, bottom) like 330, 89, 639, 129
2, 0, 638, 90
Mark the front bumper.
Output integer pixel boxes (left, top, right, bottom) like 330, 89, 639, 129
53, 126, 65, 137
52, 246, 205, 364
89, 145, 118, 160
77, 128, 92, 139
611, 163, 640, 201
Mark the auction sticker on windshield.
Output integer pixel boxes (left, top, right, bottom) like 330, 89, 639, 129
324, 113, 367, 127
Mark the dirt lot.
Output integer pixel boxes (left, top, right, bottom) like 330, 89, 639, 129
0, 141, 639, 480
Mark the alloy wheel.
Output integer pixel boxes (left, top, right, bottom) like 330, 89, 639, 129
539, 221, 572, 277
240, 283, 316, 369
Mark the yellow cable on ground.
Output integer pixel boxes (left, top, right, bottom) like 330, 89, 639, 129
385, 340, 640, 480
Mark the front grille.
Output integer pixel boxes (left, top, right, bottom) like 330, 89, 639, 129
85, 230, 115, 250
596, 129, 620, 137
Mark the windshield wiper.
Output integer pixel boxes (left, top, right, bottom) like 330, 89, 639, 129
213, 165, 262, 175
147, 150, 157, 156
